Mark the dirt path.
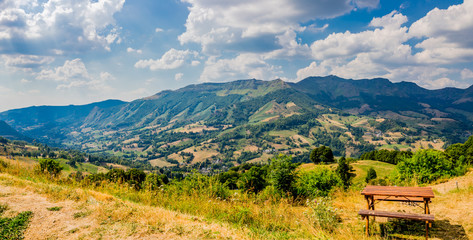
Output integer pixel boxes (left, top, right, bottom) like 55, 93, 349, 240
0, 182, 248, 240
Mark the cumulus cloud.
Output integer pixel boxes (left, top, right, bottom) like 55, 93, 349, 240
135, 48, 199, 70
199, 54, 282, 82
155, 28, 164, 33
0, 0, 125, 56
409, 0, 473, 63
311, 11, 410, 62
294, 4, 473, 89
36, 58, 114, 91
179, 0, 378, 54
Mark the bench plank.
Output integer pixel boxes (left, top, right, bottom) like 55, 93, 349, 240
358, 209, 434, 221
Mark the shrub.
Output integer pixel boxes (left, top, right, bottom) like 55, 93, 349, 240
336, 157, 355, 189
296, 168, 342, 198
365, 167, 377, 183
143, 173, 169, 191
237, 165, 268, 194
268, 154, 299, 195
395, 149, 466, 184
38, 158, 63, 177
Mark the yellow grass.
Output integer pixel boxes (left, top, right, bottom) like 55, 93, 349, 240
1, 155, 472, 239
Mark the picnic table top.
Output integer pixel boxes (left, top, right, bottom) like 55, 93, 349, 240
361, 185, 435, 199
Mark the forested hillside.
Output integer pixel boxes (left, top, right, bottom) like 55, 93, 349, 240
0, 76, 472, 171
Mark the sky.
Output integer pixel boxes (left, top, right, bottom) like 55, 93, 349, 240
1, 0, 473, 111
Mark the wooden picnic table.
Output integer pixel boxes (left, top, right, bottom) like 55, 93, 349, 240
359, 185, 435, 240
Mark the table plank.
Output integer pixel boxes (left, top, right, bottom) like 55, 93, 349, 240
362, 185, 434, 198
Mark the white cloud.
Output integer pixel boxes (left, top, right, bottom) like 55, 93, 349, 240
37, 59, 90, 82
265, 29, 311, 59
155, 28, 164, 33
175, 73, 184, 81
0, 0, 125, 55
304, 23, 329, 33
296, 61, 329, 80
127, 47, 143, 54
461, 68, 473, 80
409, 0, 473, 64
294, 7, 473, 89
179, 0, 378, 54
2, 54, 54, 70
199, 54, 282, 82
20, 78, 31, 84
36, 58, 113, 91
310, 11, 410, 62
135, 48, 199, 70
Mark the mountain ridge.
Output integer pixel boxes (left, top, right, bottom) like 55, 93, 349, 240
0, 76, 472, 163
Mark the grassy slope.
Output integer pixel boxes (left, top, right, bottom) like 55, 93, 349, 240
1, 156, 472, 239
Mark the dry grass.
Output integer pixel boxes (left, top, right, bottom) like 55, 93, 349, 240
0, 174, 250, 240
1, 155, 472, 239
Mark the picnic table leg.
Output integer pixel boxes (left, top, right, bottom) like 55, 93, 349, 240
366, 196, 369, 236
424, 198, 430, 240
371, 196, 375, 221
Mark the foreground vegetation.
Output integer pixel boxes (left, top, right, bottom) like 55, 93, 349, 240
1, 136, 473, 239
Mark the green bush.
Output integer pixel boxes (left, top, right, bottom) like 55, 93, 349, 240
38, 158, 63, 177
268, 154, 299, 195
296, 168, 342, 198
237, 166, 268, 194
365, 167, 377, 183
336, 157, 355, 189
394, 149, 466, 184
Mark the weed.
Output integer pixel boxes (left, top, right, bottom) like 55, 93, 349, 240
73, 211, 90, 219
0, 203, 8, 215
305, 197, 340, 232
47, 206, 62, 211
0, 211, 33, 240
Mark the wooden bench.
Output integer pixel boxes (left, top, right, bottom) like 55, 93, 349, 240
359, 209, 434, 239
358, 209, 434, 221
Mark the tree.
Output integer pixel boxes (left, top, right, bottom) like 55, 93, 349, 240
268, 154, 299, 194
237, 166, 267, 193
336, 157, 355, 189
310, 146, 334, 164
38, 158, 63, 177
365, 167, 377, 183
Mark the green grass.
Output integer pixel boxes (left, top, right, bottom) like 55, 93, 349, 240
0, 204, 32, 240
249, 102, 277, 123
352, 160, 396, 184
378, 144, 411, 150
268, 130, 297, 138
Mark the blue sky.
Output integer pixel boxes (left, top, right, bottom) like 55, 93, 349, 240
0, 0, 472, 111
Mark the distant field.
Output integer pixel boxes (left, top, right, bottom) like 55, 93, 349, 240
351, 160, 396, 184
298, 160, 396, 185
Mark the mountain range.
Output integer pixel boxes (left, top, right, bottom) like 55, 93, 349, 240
1, 76, 472, 166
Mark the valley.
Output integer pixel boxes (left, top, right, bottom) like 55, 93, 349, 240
1, 76, 470, 172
